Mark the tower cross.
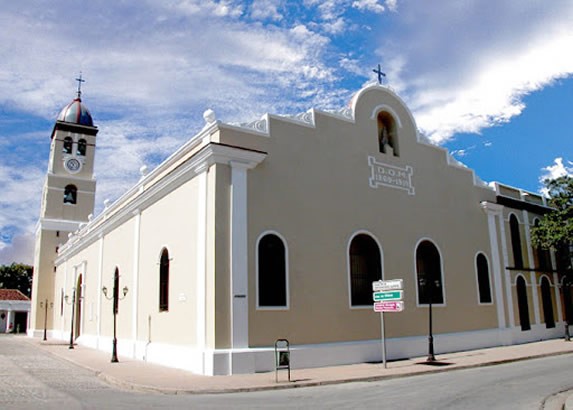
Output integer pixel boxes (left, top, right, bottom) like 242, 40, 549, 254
373, 64, 386, 85
75, 72, 85, 99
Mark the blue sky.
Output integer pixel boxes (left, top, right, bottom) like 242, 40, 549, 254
0, 0, 572, 264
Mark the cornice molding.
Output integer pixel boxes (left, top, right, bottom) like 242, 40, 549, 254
56, 143, 267, 262
38, 218, 83, 232
480, 201, 503, 215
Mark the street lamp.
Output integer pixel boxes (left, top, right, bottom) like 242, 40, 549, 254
102, 277, 128, 363
64, 289, 76, 349
39, 299, 53, 341
419, 277, 440, 362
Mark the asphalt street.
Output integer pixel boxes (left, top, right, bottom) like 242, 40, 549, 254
1, 335, 572, 409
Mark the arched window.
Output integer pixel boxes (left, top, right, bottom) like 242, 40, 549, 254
63, 136, 73, 154
540, 276, 555, 328
63, 185, 77, 204
509, 214, 523, 269
349, 233, 382, 306
416, 240, 444, 305
77, 139, 87, 156
516, 276, 530, 331
476, 253, 492, 304
377, 111, 399, 156
159, 248, 169, 312
257, 233, 288, 308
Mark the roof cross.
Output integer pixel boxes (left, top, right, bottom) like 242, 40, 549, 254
75, 72, 85, 99
373, 64, 386, 85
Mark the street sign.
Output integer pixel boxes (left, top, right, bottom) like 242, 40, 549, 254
373, 290, 403, 302
373, 301, 404, 313
372, 279, 405, 369
372, 279, 403, 292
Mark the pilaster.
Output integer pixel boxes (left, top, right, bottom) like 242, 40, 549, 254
522, 210, 541, 325
481, 201, 506, 328
131, 210, 141, 356
230, 161, 250, 349
194, 165, 208, 361
497, 209, 515, 328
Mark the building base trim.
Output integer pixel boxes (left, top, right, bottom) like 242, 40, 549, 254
28, 324, 567, 376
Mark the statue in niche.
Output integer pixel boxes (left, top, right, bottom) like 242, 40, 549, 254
378, 113, 397, 156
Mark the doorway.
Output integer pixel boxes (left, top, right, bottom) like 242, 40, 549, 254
516, 276, 530, 331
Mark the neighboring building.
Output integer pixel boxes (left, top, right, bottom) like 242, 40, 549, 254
29, 83, 570, 375
0, 289, 31, 333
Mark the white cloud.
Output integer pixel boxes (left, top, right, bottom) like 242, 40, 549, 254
385, 0, 397, 12
382, 1, 573, 143
538, 157, 573, 196
312, 0, 343, 21
0, 162, 43, 260
250, 0, 283, 21
450, 149, 467, 158
539, 157, 573, 182
352, 0, 385, 14
339, 57, 363, 76
322, 17, 347, 34
0, 3, 333, 119
163, 0, 244, 18
93, 119, 187, 208
0, 234, 35, 265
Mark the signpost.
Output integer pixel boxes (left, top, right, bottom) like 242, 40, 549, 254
373, 279, 404, 369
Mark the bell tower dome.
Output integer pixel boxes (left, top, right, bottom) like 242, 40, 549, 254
29, 75, 98, 337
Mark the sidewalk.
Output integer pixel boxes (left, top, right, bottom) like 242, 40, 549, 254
25, 337, 572, 396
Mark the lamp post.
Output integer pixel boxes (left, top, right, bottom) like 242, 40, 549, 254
64, 289, 76, 349
40, 299, 53, 341
102, 280, 128, 363
419, 277, 440, 362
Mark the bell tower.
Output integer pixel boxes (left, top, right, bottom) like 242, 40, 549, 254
29, 76, 98, 337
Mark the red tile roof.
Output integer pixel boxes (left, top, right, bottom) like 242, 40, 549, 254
0, 289, 30, 301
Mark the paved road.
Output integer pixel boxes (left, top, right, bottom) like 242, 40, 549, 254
1, 335, 571, 409
0, 335, 136, 410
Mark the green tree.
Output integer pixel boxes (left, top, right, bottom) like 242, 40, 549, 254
0, 263, 33, 298
531, 175, 573, 336
531, 175, 573, 251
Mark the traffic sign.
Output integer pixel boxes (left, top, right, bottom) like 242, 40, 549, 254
373, 290, 403, 302
373, 301, 404, 313
372, 279, 403, 292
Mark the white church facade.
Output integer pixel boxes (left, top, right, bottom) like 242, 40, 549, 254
29, 83, 569, 375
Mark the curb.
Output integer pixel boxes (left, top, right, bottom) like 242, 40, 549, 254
93, 350, 572, 395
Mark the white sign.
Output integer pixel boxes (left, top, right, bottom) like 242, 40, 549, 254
372, 279, 404, 292
368, 156, 415, 195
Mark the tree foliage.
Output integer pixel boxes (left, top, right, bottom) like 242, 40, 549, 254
530, 176, 572, 327
0, 263, 33, 298
531, 175, 573, 252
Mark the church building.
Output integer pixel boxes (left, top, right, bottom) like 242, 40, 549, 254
29, 82, 570, 375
